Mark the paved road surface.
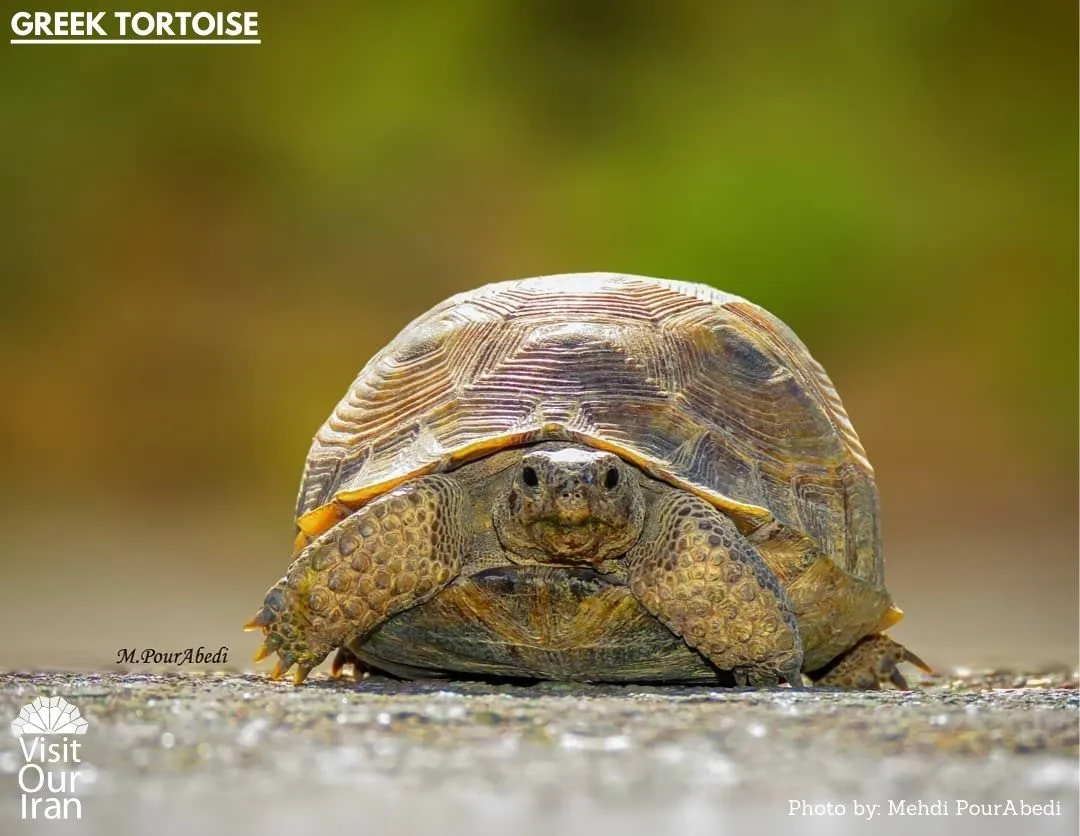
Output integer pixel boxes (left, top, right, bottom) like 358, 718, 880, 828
1, 670, 1076, 836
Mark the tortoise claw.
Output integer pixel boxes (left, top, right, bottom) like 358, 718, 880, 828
783, 664, 806, 689
733, 665, 797, 689
270, 654, 296, 681
260, 644, 320, 684
243, 608, 275, 631
252, 644, 273, 663
252, 630, 284, 663
330, 647, 368, 680
886, 646, 934, 689
900, 645, 934, 675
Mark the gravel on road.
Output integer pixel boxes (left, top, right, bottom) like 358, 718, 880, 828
1, 670, 1076, 836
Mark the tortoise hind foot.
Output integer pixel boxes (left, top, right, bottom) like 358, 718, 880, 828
244, 474, 470, 685
812, 634, 933, 690
734, 661, 806, 689
330, 646, 372, 681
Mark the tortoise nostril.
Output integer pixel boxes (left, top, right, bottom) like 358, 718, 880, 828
558, 480, 583, 502
604, 468, 620, 490
522, 466, 539, 487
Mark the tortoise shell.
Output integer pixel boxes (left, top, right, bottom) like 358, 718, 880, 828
294, 273, 881, 589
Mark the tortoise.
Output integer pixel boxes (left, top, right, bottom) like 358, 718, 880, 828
245, 273, 930, 688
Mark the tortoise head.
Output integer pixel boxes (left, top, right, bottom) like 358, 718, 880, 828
493, 445, 646, 564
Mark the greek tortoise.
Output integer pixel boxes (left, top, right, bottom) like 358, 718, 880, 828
245, 273, 930, 688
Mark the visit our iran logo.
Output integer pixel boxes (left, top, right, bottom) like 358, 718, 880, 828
10, 696, 87, 821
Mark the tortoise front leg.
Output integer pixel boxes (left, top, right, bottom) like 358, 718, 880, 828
626, 488, 804, 687
244, 474, 470, 684
811, 634, 933, 689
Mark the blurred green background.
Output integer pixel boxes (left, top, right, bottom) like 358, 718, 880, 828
0, 1, 1076, 672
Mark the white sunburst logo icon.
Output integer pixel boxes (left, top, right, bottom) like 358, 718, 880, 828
10, 696, 88, 821
10, 696, 88, 737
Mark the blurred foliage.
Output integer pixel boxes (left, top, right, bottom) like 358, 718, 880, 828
0, 0, 1075, 513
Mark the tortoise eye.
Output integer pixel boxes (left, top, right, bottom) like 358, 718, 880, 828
604, 468, 620, 489
522, 466, 539, 487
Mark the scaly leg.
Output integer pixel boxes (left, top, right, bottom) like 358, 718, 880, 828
626, 488, 804, 687
812, 634, 933, 689
244, 474, 471, 684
